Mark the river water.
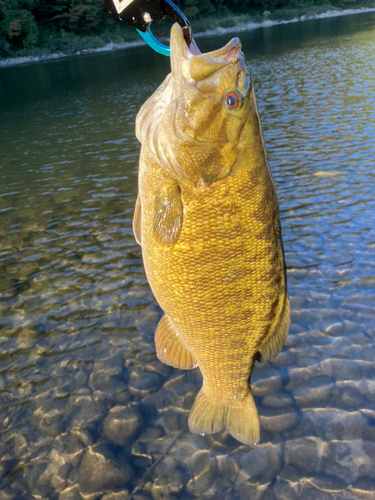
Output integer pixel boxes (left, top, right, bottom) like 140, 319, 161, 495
0, 11, 375, 500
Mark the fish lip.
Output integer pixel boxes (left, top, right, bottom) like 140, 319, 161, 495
171, 23, 242, 66
189, 37, 242, 62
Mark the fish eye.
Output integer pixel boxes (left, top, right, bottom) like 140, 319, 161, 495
224, 91, 244, 112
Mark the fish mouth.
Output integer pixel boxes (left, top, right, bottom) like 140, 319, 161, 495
170, 23, 242, 82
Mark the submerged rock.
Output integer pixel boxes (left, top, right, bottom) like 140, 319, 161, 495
260, 410, 298, 434
69, 395, 107, 429
152, 456, 186, 496
300, 408, 366, 441
300, 487, 333, 500
293, 376, 334, 408
212, 465, 239, 496
239, 443, 282, 482
262, 392, 294, 409
191, 450, 218, 495
324, 322, 344, 336
102, 492, 130, 500
325, 440, 375, 484
77, 445, 134, 495
273, 480, 299, 500
37, 449, 66, 491
284, 437, 329, 475
32, 406, 66, 438
128, 369, 163, 397
58, 484, 81, 500
216, 454, 239, 484
12, 434, 28, 458
103, 405, 142, 446
328, 359, 362, 381
237, 482, 270, 500
251, 367, 283, 397
0, 489, 19, 500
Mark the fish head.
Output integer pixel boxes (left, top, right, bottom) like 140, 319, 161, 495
137, 24, 259, 187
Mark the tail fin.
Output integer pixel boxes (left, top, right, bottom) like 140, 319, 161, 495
188, 389, 260, 445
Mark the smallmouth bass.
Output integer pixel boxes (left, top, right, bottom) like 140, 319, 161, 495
133, 24, 290, 445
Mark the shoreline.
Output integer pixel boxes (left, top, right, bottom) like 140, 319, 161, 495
1, 6, 375, 68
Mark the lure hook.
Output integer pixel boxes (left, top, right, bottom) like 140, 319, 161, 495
105, 0, 192, 56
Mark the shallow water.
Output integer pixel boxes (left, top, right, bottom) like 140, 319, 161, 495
0, 11, 375, 500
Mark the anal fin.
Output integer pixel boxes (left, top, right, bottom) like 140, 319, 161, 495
259, 295, 291, 362
155, 315, 197, 370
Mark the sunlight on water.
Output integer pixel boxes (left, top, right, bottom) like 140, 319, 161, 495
0, 12, 375, 500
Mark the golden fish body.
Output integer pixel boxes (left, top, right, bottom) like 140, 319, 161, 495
133, 25, 290, 445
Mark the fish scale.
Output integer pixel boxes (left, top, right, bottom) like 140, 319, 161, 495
134, 23, 290, 444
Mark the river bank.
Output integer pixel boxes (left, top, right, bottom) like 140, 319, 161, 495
1, 4, 375, 68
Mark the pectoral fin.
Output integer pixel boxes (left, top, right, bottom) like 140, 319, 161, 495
153, 182, 183, 246
155, 314, 197, 370
133, 194, 142, 246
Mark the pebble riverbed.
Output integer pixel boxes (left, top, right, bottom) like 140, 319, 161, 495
1, 11, 375, 500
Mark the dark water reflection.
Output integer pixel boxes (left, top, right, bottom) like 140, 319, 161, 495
0, 11, 375, 500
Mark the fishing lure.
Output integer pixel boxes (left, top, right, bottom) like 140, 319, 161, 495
105, 0, 192, 55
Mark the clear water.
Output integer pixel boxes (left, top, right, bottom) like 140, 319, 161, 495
1, 12, 375, 500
